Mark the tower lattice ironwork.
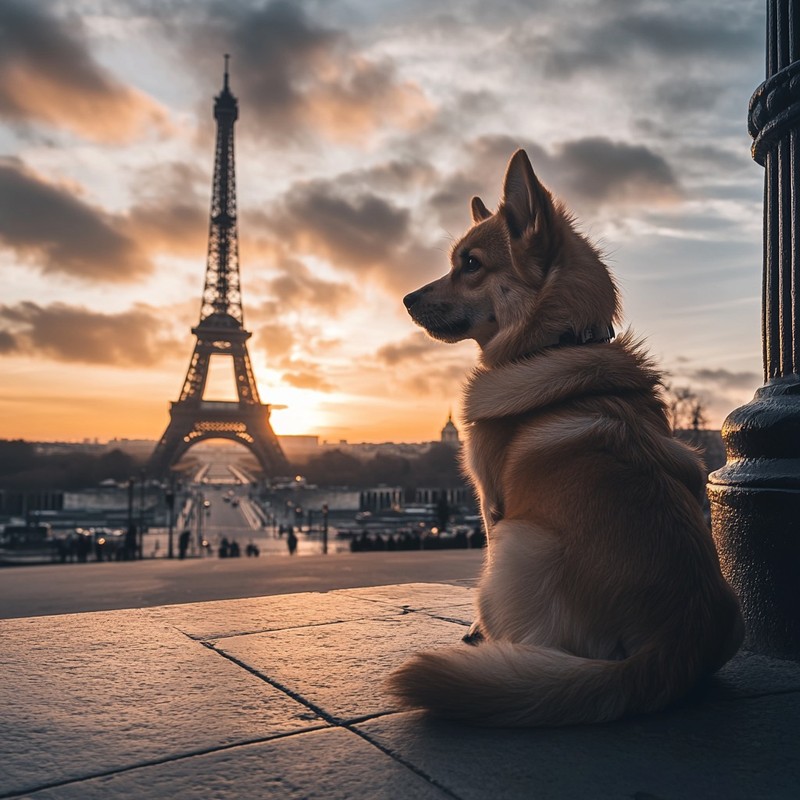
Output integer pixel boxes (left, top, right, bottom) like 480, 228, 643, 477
149, 59, 289, 477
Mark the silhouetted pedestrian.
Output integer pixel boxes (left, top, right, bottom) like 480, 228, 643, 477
286, 527, 298, 556
178, 529, 190, 560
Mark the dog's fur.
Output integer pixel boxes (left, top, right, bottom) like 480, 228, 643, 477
389, 149, 743, 727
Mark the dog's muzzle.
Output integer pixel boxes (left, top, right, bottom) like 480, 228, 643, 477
403, 288, 426, 310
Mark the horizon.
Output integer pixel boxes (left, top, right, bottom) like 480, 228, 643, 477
0, 1, 765, 444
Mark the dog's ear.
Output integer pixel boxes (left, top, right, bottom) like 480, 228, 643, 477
470, 196, 492, 224
501, 149, 553, 240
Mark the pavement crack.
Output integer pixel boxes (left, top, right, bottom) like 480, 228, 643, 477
348, 724, 463, 800
0, 727, 330, 800
201, 643, 463, 799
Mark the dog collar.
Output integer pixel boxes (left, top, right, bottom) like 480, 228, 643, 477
536, 324, 615, 350
557, 324, 616, 346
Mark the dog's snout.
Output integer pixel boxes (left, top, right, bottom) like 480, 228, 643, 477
403, 288, 424, 310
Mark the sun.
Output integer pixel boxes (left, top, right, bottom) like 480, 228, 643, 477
267, 388, 333, 437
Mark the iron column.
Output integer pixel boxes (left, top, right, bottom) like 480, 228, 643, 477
708, 0, 800, 659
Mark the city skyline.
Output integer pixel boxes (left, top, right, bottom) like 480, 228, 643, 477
1, 1, 766, 444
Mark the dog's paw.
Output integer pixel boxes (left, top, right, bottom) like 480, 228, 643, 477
462, 622, 484, 646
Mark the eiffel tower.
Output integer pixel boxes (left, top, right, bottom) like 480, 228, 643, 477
149, 58, 289, 478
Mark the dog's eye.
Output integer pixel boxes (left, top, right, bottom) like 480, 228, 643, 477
463, 255, 482, 273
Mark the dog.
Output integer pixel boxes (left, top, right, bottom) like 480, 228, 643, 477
389, 149, 744, 727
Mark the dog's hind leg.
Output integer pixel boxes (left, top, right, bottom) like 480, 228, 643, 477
476, 519, 568, 647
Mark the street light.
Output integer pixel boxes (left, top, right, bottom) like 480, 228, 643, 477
322, 503, 329, 555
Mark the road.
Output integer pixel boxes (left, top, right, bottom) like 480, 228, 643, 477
2, 457, 485, 619
0, 550, 484, 619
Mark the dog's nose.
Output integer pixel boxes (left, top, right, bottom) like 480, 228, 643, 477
403, 289, 423, 309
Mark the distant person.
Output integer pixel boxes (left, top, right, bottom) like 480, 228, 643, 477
230, 539, 240, 557
76, 534, 91, 563
124, 526, 137, 560
286, 526, 298, 556
219, 536, 230, 558
178, 529, 190, 560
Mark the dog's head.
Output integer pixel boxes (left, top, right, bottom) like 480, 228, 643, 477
403, 149, 619, 366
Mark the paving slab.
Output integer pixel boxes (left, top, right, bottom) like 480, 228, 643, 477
3, 582, 799, 800
15, 728, 450, 800
0, 610, 323, 797
144, 591, 399, 640
335, 582, 476, 613
357, 690, 800, 800
212, 615, 467, 722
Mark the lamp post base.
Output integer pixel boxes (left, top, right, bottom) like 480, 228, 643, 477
708, 376, 800, 660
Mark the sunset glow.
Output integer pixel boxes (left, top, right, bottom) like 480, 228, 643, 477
0, 1, 765, 444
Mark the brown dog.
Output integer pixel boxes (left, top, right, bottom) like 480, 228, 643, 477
389, 149, 743, 726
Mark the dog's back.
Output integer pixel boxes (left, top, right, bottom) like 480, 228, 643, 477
391, 150, 743, 726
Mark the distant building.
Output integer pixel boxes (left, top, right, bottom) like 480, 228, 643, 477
440, 412, 460, 448
277, 435, 321, 464
103, 439, 157, 460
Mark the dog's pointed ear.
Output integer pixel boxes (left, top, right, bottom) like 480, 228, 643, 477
501, 149, 553, 240
470, 196, 492, 224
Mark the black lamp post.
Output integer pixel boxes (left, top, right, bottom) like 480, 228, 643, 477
708, 0, 800, 660
322, 503, 329, 555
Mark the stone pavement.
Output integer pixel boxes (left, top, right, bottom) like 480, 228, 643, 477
1, 582, 798, 799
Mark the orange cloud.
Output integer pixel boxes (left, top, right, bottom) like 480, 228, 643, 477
0, 160, 151, 282
179, 1, 430, 144
0, 2, 171, 143
0, 302, 180, 366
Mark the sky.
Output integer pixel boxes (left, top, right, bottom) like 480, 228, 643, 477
0, 0, 768, 444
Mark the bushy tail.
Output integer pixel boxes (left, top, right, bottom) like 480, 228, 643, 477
387, 641, 688, 727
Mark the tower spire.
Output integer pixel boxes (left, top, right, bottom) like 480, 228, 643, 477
200, 53, 241, 326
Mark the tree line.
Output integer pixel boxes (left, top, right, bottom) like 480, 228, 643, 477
0, 440, 142, 490
297, 443, 465, 490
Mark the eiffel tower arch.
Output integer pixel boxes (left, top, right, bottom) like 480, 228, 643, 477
149, 59, 290, 478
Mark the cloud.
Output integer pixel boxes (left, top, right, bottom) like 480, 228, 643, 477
556, 137, 681, 206
279, 181, 409, 265
540, 3, 760, 79
252, 317, 298, 362
689, 368, 759, 391
265, 178, 436, 289
0, 160, 151, 282
376, 332, 442, 365
124, 162, 209, 258
264, 259, 354, 314
280, 359, 334, 392
0, 330, 16, 353
0, 1, 170, 142
373, 332, 474, 396
0, 302, 180, 366
178, 0, 430, 143
428, 134, 680, 233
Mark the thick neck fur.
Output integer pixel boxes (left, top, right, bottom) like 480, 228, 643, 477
464, 333, 664, 424
479, 205, 619, 369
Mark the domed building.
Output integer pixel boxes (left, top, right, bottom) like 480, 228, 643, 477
440, 411, 460, 449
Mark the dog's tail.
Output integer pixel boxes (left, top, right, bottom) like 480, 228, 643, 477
386, 641, 701, 727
